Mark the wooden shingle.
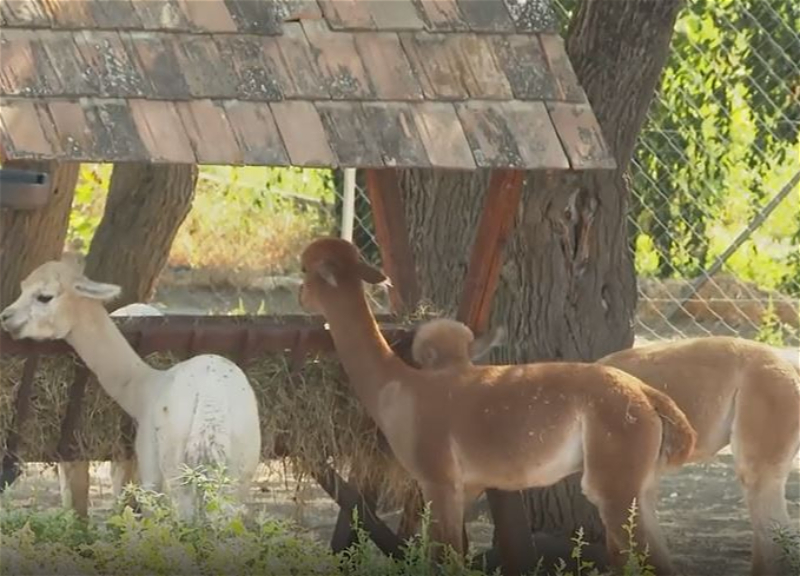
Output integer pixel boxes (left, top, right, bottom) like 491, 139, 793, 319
411, 102, 475, 169
456, 101, 525, 167
46, 99, 94, 158
354, 33, 424, 101
317, 0, 376, 30
82, 99, 147, 160
0, 0, 614, 170
449, 35, 514, 99
362, 102, 430, 167
416, 0, 468, 31
365, 1, 426, 31
456, 0, 515, 32
302, 20, 375, 100
1, 0, 53, 28
174, 0, 237, 32
491, 34, 558, 100
129, 99, 196, 163
494, 100, 568, 169
0, 99, 56, 158
75, 31, 148, 97
400, 33, 470, 100
222, 0, 283, 34
503, 0, 558, 32
546, 102, 616, 170
1, 30, 64, 97
0, 31, 40, 96
170, 34, 239, 98
271, 100, 336, 167
539, 34, 587, 103
123, 32, 191, 99
36, 31, 93, 96
130, 0, 190, 31
176, 99, 241, 164
316, 101, 384, 167
222, 100, 290, 165
215, 36, 286, 100
274, 23, 329, 99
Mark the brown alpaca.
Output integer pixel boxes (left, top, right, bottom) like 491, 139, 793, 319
414, 319, 800, 576
298, 238, 696, 575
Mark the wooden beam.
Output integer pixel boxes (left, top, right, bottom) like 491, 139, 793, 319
364, 169, 421, 314
456, 168, 536, 576
457, 169, 525, 332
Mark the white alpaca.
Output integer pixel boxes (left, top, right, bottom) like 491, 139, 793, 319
57, 303, 163, 518
1, 261, 261, 520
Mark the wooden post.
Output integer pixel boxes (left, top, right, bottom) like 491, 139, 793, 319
456, 169, 536, 576
363, 169, 421, 314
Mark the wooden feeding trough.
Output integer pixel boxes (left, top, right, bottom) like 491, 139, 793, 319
0, 0, 616, 574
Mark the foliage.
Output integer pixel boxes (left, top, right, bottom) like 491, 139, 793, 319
0, 467, 672, 576
628, 0, 800, 294
66, 164, 337, 278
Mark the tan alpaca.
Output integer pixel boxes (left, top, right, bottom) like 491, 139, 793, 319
414, 319, 800, 576
298, 238, 696, 575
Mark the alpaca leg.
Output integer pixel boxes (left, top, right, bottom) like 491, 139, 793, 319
731, 371, 800, 576
58, 461, 90, 518
733, 455, 795, 576
582, 417, 675, 575
134, 425, 162, 494
420, 481, 466, 562
111, 458, 137, 497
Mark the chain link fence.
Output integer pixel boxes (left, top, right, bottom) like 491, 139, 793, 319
330, 0, 800, 348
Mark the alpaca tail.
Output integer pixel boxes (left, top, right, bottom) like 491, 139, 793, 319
642, 386, 697, 468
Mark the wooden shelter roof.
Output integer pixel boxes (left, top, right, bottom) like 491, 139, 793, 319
0, 0, 615, 170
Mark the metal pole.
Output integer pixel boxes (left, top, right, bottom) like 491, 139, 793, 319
341, 168, 356, 242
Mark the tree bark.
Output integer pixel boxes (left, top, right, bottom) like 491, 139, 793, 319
83, 163, 198, 305
397, 0, 683, 543
1, 161, 80, 308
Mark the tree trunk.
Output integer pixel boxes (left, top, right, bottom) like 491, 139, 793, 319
1, 161, 80, 308
397, 0, 683, 543
83, 163, 198, 305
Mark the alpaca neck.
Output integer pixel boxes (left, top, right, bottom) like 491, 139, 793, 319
65, 301, 156, 420
320, 281, 406, 420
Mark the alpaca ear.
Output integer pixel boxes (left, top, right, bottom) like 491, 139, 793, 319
316, 261, 338, 287
73, 278, 122, 301
469, 326, 505, 361
60, 252, 86, 274
358, 262, 392, 287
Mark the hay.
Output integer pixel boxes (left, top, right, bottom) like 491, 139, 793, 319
0, 351, 415, 508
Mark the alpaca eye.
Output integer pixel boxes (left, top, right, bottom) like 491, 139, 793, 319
37, 294, 53, 304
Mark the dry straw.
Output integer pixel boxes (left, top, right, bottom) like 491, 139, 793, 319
0, 351, 415, 509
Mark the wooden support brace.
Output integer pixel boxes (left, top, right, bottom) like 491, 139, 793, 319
313, 465, 405, 559
363, 169, 421, 314
457, 169, 525, 333
1, 354, 39, 490
456, 169, 536, 576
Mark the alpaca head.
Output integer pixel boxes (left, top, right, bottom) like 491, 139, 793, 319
0, 259, 120, 341
298, 237, 390, 313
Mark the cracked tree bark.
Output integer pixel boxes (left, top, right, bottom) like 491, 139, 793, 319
83, 163, 198, 306
396, 0, 683, 545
